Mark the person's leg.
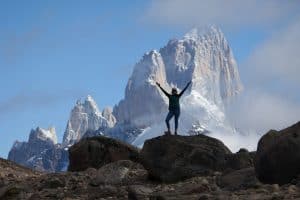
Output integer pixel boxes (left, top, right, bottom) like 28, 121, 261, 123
165, 111, 174, 134
174, 110, 180, 135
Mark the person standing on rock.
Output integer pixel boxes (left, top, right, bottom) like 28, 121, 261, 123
156, 81, 191, 135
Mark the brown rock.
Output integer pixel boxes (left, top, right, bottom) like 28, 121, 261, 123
255, 122, 300, 184
140, 134, 231, 182
217, 167, 260, 190
127, 185, 153, 199
225, 148, 255, 171
68, 136, 140, 171
93, 160, 147, 185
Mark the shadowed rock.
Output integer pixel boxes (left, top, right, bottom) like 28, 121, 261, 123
225, 148, 255, 171
92, 160, 147, 185
255, 122, 300, 184
217, 167, 261, 191
68, 136, 140, 171
140, 134, 231, 182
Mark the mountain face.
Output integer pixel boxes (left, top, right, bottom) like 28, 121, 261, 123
8, 127, 68, 172
113, 26, 243, 146
62, 95, 116, 146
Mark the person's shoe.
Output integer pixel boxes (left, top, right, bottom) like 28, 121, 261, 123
165, 131, 171, 135
174, 131, 178, 135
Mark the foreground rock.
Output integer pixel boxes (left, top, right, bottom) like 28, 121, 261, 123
68, 136, 139, 171
3, 123, 300, 200
225, 148, 255, 171
217, 167, 261, 191
140, 134, 231, 182
92, 160, 147, 185
1, 157, 300, 200
255, 122, 300, 184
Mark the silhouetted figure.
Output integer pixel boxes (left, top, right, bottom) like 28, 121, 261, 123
156, 81, 191, 135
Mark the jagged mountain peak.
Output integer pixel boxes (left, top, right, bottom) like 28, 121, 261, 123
183, 25, 224, 41
127, 49, 166, 92
62, 95, 116, 146
29, 127, 58, 144
74, 95, 101, 116
145, 49, 160, 56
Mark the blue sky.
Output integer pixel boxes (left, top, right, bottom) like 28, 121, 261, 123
1, 0, 299, 158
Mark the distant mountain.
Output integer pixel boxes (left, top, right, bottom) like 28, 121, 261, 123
8, 96, 116, 172
8, 127, 68, 172
62, 95, 116, 146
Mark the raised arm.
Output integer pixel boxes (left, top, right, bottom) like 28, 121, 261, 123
156, 82, 170, 97
179, 81, 191, 97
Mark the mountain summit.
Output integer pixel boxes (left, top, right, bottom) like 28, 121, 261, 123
113, 26, 243, 145
63, 95, 116, 146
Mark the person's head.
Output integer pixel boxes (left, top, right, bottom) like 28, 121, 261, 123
172, 88, 178, 95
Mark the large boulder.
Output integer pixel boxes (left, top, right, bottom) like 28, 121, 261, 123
68, 136, 140, 171
255, 122, 300, 184
140, 134, 231, 182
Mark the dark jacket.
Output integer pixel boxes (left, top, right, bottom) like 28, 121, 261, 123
158, 82, 191, 111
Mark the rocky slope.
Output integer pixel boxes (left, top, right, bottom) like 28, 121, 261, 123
2, 122, 300, 199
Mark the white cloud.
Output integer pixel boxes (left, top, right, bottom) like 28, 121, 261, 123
228, 90, 300, 135
231, 16, 300, 137
0, 90, 85, 116
143, 0, 299, 29
245, 18, 300, 84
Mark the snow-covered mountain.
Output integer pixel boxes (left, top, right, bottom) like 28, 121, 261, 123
113, 26, 243, 146
8, 127, 68, 172
62, 95, 116, 146
8, 26, 243, 172
8, 96, 116, 172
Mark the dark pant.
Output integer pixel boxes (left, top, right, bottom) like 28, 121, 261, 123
165, 109, 180, 131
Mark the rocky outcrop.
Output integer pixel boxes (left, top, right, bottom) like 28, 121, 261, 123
140, 134, 231, 182
8, 127, 68, 172
68, 136, 140, 171
255, 122, 300, 184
